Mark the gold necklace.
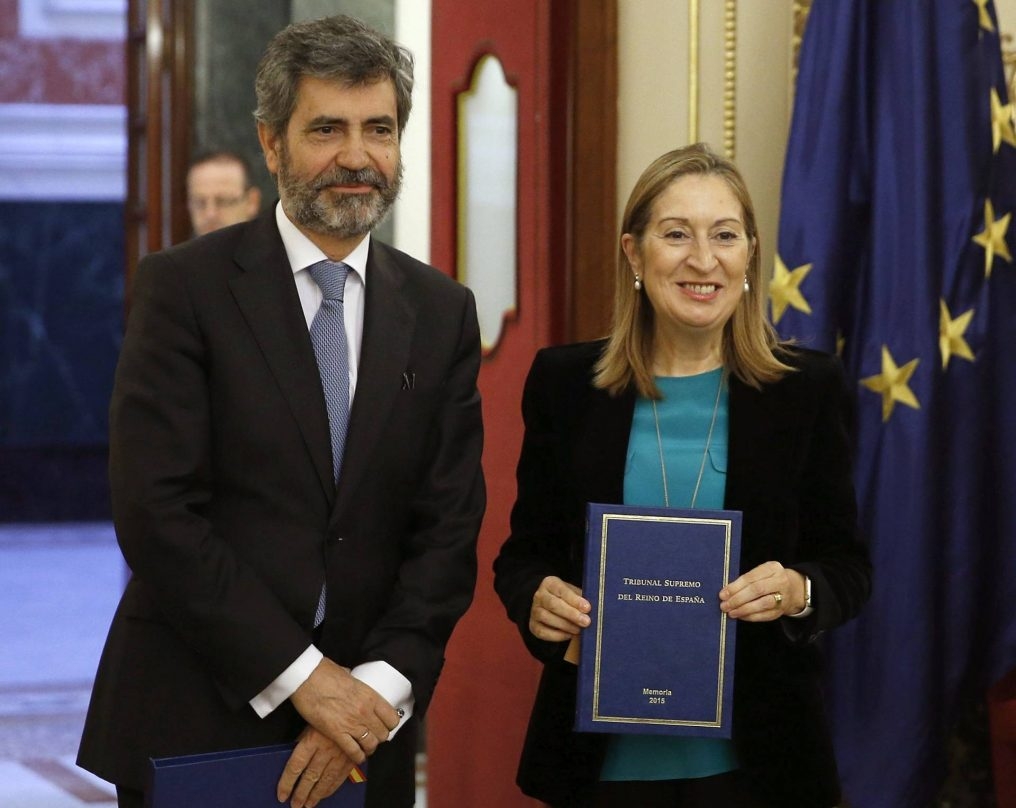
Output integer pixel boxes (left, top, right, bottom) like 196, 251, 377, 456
651, 372, 724, 508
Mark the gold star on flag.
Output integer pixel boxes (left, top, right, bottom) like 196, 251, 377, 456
973, 0, 995, 32
861, 346, 921, 423
939, 299, 975, 369
990, 87, 1016, 153
972, 198, 1013, 277
770, 255, 813, 324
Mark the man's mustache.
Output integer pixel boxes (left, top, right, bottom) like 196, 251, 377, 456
314, 167, 389, 192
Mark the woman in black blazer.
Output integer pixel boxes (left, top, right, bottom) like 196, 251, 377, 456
494, 144, 871, 808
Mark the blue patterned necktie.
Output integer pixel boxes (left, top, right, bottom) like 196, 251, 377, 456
308, 260, 351, 485
308, 260, 350, 626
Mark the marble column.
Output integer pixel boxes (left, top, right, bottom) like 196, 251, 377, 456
191, 1, 292, 210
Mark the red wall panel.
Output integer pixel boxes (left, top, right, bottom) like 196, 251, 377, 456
428, 2, 567, 805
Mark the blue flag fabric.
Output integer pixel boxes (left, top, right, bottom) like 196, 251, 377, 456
774, 2, 1016, 806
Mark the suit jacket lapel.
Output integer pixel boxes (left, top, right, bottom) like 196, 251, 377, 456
726, 375, 793, 510
335, 242, 415, 512
227, 215, 335, 500
575, 381, 636, 506
726, 379, 752, 510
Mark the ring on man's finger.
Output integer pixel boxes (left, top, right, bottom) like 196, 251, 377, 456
772, 592, 783, 607
359, 729, 370, 740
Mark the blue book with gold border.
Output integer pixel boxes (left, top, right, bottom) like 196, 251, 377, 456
576, 503, 741, 737
146, 743, 366, 807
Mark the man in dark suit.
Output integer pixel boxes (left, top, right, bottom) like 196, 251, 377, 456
77, 15, 485, 808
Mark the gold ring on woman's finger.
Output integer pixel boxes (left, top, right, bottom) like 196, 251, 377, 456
359, 729, 370, 740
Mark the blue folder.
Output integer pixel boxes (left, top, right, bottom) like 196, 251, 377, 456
577, 503, 741, 737
146, 742, 366, 807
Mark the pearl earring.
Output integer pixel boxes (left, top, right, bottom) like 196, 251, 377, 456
743, 277, 750, 293
634, 274, 643, 291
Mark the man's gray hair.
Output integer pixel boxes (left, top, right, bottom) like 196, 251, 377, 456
254, 15, 414, 137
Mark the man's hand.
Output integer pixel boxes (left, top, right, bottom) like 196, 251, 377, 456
277, 726, 353, 808
290, 657, 401, 763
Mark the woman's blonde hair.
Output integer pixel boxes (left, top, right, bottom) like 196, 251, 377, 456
594, 143, 793, 398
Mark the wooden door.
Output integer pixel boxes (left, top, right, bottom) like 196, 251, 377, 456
427, 2, 616, 805
125, 0, 192, 297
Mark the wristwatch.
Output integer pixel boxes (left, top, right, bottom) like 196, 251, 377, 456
789, 574, 813, 618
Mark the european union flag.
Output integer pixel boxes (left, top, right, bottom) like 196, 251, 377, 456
774, 1, 1016, 805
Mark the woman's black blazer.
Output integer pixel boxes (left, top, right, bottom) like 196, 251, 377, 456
494, 340, 872, 807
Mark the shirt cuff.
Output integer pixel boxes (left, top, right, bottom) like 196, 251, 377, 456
352, 661, 414, 738
249, 648, 415, 739
249, 645, 323, 718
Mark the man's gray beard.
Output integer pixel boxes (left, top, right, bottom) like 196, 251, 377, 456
278, 153, 403, 239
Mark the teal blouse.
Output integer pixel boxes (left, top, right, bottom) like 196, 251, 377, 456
599, 368, 739, 782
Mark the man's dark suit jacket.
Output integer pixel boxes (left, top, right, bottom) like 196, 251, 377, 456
494, 340, 871, 808
77, 211, 485, 807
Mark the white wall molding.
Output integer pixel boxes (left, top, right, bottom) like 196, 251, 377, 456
393, 0, 431, 263
18, 0, 126, 40
0, 104, 126, 201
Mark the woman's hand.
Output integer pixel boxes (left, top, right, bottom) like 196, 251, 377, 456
719, 561, 807, 621
529, 576, 591, 641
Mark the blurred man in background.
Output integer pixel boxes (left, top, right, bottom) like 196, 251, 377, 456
186, 150, 262, 236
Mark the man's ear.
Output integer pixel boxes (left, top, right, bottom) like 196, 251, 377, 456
257, 121, 281, 176
244, 186, 262, 218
